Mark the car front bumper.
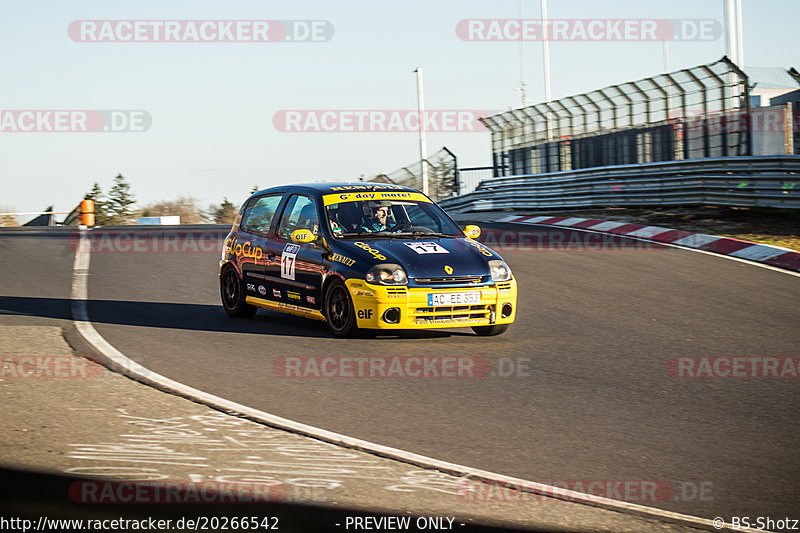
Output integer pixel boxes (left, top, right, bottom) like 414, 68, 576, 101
346, 278, 517, 330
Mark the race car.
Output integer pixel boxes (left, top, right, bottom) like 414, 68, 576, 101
219, 183, 517, 337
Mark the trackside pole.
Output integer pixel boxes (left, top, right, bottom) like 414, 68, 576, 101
414, 67, 429, 197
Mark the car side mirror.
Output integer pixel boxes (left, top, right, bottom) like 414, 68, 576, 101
291, 229, 317, 243
463, 225, 481, 239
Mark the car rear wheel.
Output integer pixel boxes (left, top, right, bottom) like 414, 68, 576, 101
324, 279, 357, 337
220, 266, 257, 318
471, 324, 510, 336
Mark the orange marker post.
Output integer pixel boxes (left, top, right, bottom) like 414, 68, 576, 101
80, 199, 95, 226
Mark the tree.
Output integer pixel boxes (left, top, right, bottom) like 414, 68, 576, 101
208, 198, 238, 224
0, 214, 17, 227
430, 155, 456, 200
250, 185, 260, 194
106, 174, 136, 225
142, 196, 207, 224
0, 208, 18, 226
83, 182, 110, 225
0, 204, 18, 227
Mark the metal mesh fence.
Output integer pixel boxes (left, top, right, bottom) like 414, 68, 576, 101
483, 57, 752, 177
750, 104, 794, 156
370, 147, 457, 202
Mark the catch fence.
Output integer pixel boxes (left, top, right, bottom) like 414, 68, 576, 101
482, 57, 754, 177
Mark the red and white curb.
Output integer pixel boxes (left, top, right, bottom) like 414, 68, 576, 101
498, 215, 800, 273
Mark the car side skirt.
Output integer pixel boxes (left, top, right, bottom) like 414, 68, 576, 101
245, 296, 326, 321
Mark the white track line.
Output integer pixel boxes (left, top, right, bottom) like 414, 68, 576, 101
69, 229, 770, 533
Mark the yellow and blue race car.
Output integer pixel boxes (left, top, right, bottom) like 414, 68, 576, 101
219, 183, 516, 337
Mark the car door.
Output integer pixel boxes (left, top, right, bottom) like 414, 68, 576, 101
266, 194, 326, 310
236, 193, 284, 301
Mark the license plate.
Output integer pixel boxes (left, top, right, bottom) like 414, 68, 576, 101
427, 292, 481, 306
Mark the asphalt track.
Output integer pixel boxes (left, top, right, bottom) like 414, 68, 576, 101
1, 223, 799, 525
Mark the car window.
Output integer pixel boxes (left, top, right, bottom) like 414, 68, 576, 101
403, 204, 439, 231
277, 195, 319, 240
327, 202, 365, 234
240, 194, 282, 235
324, 198, 461, 237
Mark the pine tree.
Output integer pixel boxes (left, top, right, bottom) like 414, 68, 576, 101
106, 174, 137, 225
430, 155, 456, 200
83, 182, 110, 225
210, 198, 238, 224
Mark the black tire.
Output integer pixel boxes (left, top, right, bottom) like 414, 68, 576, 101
220, 266, 257, 318
471, 324, 510, 336
324, 278, 357, 337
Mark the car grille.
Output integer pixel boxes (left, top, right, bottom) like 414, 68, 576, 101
413, 275, 486, 284
386, 287, 407, 295
413, 304, 489, 323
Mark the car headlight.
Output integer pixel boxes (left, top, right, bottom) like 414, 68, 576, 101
489, 260, 512, 281
366, 264, 408, 285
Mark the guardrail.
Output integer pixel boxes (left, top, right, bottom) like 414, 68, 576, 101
1, 200, 95, 226
440, 156, 800, 212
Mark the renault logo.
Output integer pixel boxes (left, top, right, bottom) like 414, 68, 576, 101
444, 265, 453, 275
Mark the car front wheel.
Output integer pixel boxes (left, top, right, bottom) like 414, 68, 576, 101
324, 279, 357, 337
220, 266, 257, 318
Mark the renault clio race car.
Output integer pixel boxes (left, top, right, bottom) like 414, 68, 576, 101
219, 183, 517, 337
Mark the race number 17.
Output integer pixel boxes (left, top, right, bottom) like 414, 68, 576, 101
281, 244, 299, 280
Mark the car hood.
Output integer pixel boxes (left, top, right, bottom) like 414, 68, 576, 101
333, 237, 500, 279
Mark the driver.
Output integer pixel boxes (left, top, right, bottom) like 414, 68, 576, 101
359, 201, 391, 232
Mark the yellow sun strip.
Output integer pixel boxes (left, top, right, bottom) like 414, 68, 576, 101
323, 191, 431, 206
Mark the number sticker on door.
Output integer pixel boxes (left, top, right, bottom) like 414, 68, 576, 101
281, 244, 300, 280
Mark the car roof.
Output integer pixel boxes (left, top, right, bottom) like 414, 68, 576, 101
249, 182, 422, 199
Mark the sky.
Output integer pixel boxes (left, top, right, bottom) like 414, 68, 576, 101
1, 0, 798, 219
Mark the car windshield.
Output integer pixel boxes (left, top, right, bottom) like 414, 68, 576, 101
324, 197, 463, 238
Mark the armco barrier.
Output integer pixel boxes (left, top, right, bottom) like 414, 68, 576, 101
440, 156, 800, 212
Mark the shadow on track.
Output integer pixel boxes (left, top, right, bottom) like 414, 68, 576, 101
0, 296, 464, 340
0, 466, 533, 533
